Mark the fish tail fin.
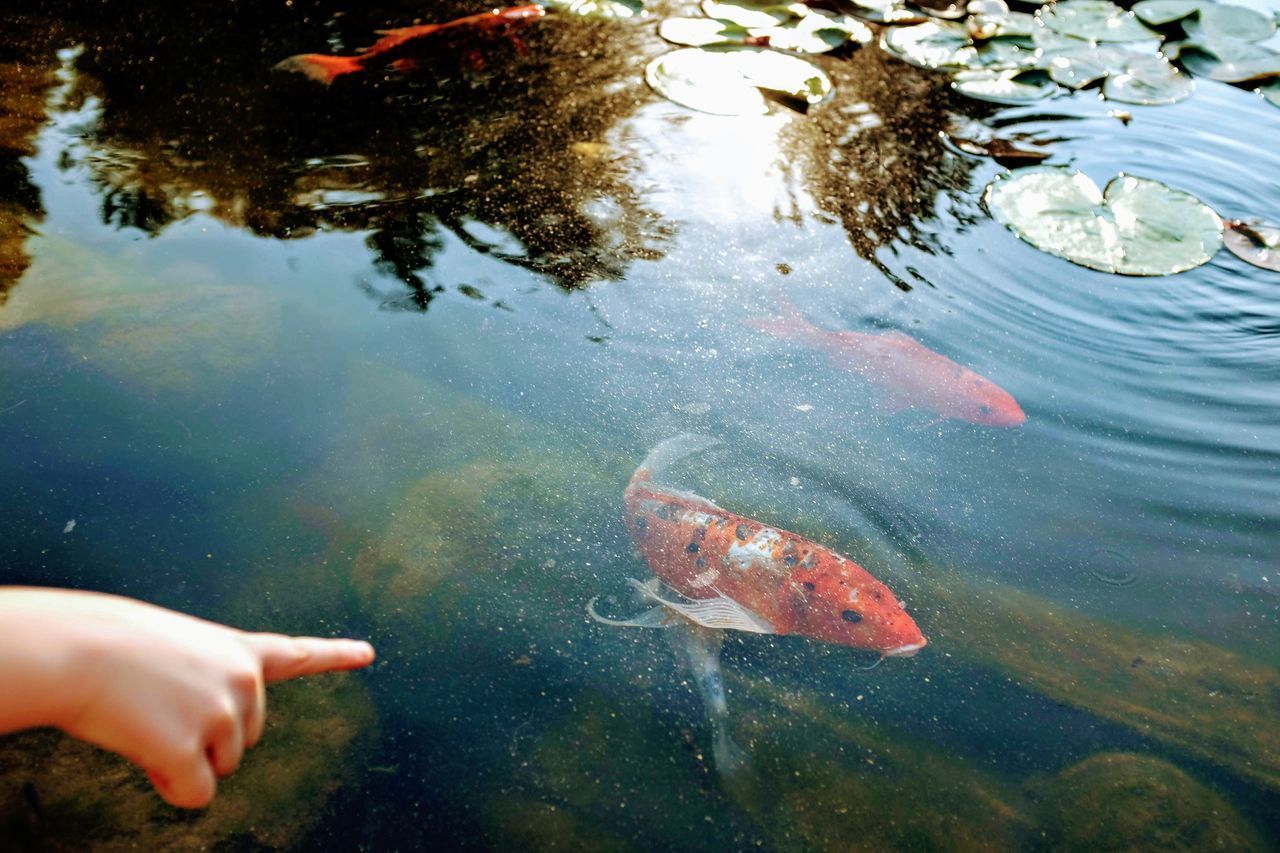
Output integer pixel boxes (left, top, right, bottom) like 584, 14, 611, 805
272, 53, 364, 84
745, 288, 818, 339
634, 433, 721, 483
712, 725, 751, 776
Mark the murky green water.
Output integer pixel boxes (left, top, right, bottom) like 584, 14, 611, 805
2, 0, 1278, 849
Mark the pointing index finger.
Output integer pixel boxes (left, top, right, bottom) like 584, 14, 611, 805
243, 633, 376, 683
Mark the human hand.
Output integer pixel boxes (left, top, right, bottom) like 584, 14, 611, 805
0, 587, 375, 808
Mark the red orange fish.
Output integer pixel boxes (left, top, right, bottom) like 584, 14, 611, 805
747, 294, 1026, 427
598, 434, 927, 658
589, 434, 925, 773
274, 5, 548, 85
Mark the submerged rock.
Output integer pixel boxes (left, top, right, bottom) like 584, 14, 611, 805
1037, 752, 1264, 851
924, 575, 1280, 796
0, 674, 376, 851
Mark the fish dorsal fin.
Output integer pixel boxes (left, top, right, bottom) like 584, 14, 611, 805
630, 578, 775, 635
640, 481, 722, 511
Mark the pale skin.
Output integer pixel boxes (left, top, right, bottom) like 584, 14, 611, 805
0, 586, 376, 809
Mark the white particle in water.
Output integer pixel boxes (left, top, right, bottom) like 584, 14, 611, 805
63, 520, 75, 534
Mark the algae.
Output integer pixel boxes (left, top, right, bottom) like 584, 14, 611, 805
1036, 752, 1265, 852
0, 673, 376, 851
922, 573, 1280, 795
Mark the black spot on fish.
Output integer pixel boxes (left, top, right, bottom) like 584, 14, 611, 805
802, 582, 816, 592
686, 542, 699, 553
696, 557, 707, 569
783, 554, 798, 566
841, 610, 863, 623
697, 527, 708, 540
735, 524, 750, 541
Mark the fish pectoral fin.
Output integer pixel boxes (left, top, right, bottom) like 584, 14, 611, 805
653, 589, 776, 635
586, 597, 673, 629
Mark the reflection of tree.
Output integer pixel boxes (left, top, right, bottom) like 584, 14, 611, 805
786, 48, 977, 292
0, 16, 60, 302
15, 0, 669, 307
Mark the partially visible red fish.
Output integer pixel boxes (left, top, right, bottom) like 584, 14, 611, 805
747, 294, 1026, 427
274, 5, 548, 85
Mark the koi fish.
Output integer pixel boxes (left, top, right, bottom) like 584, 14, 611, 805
589, 434, 926, 772
747, 294, 1026, 427
274, 5, 548, 85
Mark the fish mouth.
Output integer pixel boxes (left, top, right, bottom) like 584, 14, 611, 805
882, 639, 927, 657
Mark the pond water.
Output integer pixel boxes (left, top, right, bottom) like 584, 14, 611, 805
1, 0, 1278, 849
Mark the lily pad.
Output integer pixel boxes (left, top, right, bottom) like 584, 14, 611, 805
1036, 35, 1195, 103
951, 69, 1061, 102
659, 17, 757, 47
645, 47, 831, 114
1223, 220, 1280, 271
881, 20, 1037, 69
542, 0, 646, 17
1262, 79, 1280, 106
848, 0, 930, 24
984, 167, 1224, 275
701, 0, 808, 27
1133, 0, 1276, 41
1173, 36, 1280, 81
1039, 0, 1162, 42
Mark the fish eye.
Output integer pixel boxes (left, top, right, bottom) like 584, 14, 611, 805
841, 609, 862, 623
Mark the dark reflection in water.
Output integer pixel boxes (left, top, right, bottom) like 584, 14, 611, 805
0, 0, 990, 311
6, 0, 674, 306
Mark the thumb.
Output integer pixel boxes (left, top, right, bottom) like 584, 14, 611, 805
242, 633, 376, 683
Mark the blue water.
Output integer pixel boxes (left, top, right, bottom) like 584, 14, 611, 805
2, 1, 1279, 849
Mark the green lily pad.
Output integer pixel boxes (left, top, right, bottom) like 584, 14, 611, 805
1262, 79, 1280, 106
881, 20, 1037, 69
542, 0, 646, 17
660, 11, 869, 52
951, 69, 1061, 102
645, 47, 831, 114
1133, 0, 1276, 41
659, 17, 756, 47
1173, 36, 1280, 81
848, 0, 930, 24
701, 0, 807, 27
1039, 0, 1162, 42
1104, 53, 1196, 102
1223, 221, 1280, 271
984, 167, 1224, 275
1036, 34, 1195, 103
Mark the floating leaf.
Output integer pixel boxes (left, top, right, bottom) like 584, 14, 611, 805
984, 167, 1223, 275
542, 0, 646, 17
1039, 0, 1161, 42
646, 48, 768, 114
733, 47, 834, 102
701, 0, 807, 27
1036, 33, 1195, 102
1262, 79, 1280, 106
1173, 36, 1280, 81
1133, 0, 1276, 41
848, 0, 930, 25
944, 131, 1055, 167
1104, 53, 1196, 103
1223, 221, 1280, 271
645, 47, 831, 114
951, 69, 1061, 102
881, 20, 1037, 69
659, 17, 756, 47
